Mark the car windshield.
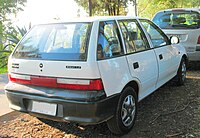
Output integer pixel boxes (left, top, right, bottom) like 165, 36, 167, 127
153, 11, 200, 29
12, 23, 92, 61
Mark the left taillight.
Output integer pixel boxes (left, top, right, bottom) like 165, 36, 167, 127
8, 73, 104, 91
8, 73, 31, 85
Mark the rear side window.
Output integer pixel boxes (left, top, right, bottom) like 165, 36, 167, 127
118, 20, 150, 53
97, 21, 124, 60
153, 11, 200, 29
12, 23, 92, 61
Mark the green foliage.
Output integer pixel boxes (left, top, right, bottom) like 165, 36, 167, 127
75, 0, 199, 18
0, 26, 28, 68
75, 0, 131, 16
0, 0, 27, 43
138, 0, 200, 19
0, 67, 7, 74
7, 26, 28, 45
0, 0, 26, 68
0, 48, 11, 68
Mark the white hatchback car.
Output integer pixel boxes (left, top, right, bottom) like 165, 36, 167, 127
152, 8, 200, 61
5, 16, 187, 135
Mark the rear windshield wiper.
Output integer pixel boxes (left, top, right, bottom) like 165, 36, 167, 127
171, 24, 188, 28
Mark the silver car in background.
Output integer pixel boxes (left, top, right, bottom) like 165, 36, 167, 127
152, 8, 200, 61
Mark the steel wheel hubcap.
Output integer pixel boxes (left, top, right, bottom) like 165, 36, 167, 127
121, 95, 136, 127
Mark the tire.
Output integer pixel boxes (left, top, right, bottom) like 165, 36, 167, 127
176, 58, 186, 86
107, 87, 138, 135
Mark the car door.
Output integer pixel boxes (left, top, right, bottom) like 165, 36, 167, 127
97, 20, 131, 97
139, 19, 179, 88
118, 19, 159, 101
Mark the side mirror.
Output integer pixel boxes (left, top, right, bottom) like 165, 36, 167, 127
170, 36, 179, 44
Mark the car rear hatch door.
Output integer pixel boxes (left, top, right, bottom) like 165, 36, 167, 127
8, 22, 102, 90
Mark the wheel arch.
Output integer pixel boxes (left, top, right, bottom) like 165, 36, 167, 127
123, 80, 140, 100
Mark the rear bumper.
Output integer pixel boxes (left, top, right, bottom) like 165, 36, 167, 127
5, 83, 120, 125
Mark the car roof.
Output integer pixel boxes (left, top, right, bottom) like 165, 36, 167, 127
77, 16, 146, 22
157, 8, 200, 13
36, 16, 148, 25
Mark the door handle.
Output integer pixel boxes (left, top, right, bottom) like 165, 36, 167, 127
159, 54, 163, 60
133, 62, 139, 69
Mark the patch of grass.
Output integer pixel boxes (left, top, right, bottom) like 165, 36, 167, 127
0, 67, 7, 74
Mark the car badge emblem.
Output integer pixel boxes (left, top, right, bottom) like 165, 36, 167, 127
39, 63, 43, 68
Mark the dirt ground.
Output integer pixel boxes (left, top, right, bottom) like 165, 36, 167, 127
0, 64, 200, 138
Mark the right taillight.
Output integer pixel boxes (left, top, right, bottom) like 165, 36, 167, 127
57, 79, 104, 91
197, 35, 200, 44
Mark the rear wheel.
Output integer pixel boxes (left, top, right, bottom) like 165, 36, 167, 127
107, 87, 138, 135
176, 58, 186, 85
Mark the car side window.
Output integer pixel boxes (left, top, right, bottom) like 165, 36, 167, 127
97, 21, 124, 60
140, 19, 170, 48
118, 20, 150, 53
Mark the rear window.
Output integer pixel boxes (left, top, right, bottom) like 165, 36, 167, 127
12, 23, 92, 61
153, 10, 200, 29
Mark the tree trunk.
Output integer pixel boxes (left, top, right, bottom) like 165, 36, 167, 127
113, 3, 116, 15
117, 0, 120, 15
134, 0, 137, 16
108, 0, 112, 15
133, 0, 138, 16
107, 3, 111, 15
89, 0, 92, 16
